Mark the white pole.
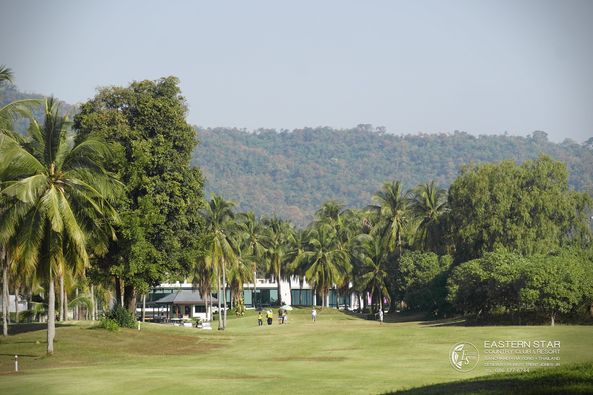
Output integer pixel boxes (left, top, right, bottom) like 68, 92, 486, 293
14, 355, 18, 372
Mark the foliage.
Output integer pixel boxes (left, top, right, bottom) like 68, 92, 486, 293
105, 305, 136, 328
448, 156, 592, 262
73, 76, 206, 309
519, 252, 589, 325
396, 252, 452, 314
447, 250, 593, 324
98, 317, 119, 331
0, 97, 120, 353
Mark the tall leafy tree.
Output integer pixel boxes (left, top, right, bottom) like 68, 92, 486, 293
74, 77, 206, 311
448, 156, 592, 262
0, 98, 119, 353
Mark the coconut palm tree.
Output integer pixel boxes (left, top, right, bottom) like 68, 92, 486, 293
351, 234, 391, 314
202, 194, 238, 329
262, 217, 293, 306
237, 212, 266, 307
190, 253, 215, 321
301, 223, 351, 308
0, 66, 41, 336
369, 180, 410, 255
0, 98, 119, 354
409, 181, 448, 253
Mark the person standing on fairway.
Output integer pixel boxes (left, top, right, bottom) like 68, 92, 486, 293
378, 309, 384, 325
312, 308, 317, 322
258, 311, 263, 326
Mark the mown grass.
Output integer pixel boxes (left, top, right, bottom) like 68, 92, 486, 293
0, 308, 592, 394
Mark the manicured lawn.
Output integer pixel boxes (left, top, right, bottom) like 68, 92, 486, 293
0, 308, 592, 394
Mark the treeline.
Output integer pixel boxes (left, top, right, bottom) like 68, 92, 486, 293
195, 155, 593, 328
194, 126, 593, 226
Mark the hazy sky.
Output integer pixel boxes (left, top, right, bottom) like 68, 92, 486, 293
1, 0, 592, 142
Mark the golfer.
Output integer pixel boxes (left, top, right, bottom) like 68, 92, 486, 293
312, 308, 317, 322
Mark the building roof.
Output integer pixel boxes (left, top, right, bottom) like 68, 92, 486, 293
153, 290, 217, 305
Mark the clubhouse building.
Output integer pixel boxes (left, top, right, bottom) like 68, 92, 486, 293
145, 277, 359, 321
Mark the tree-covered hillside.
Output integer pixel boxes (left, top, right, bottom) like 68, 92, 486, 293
193, 126, 593, 226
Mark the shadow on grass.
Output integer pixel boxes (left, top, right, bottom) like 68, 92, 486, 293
7, 323, 70, 335
386, 362, 593, 395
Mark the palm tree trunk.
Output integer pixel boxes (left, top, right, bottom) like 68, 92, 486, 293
47, 275, 56, 355
74, 288, 79, 320
2, 249, 8, 336
222, 257, 227, 328
63, 285, 68, 322
208, 289, 213, 321
58, 273, 64, 322
217, 267, 223, 330
14, 284, 20, 323
90, 284, 95, 320
253, 269, 257, 308
276, 262, 282, 306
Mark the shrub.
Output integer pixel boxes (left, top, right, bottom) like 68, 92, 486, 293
106, 305, 136, 328
98, 317, 120, 331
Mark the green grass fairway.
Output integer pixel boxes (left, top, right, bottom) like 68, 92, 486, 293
1, 308, 592, 394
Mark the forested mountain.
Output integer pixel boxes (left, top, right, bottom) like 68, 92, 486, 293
193, 126, 593, 226
3, 85, 592, 227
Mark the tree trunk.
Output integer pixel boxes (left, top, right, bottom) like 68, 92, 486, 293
126, 286, 137, 316
253, 270, 257, 308
47, 275, 56, 355
58, 272, 64, 322
222, 258, 227, 328
208, 290, 212, 321
117, 277, 125, 307
74, 288, 79, 320
229, 287, 233, 310
217, 267, 223, 330
63, 285, 68, 321
276, 270, 282, 306
2, 250, 8, 336
14, 284, 19, 324
141, 294, 146, 322
90, 284, 95, 320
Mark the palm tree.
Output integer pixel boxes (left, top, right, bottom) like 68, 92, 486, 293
202, 194, 238, 329
262, 217, 293, 306
351, 234, 391, 314
301, 223, 351, 308
190, 254, 215, 321
369, 180, 410, 255
0, 98, 119, 354
1, 66, 41, 336
237, 212, 266, 307
409, 181, 448, 253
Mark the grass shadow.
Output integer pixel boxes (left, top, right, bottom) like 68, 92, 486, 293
386, 362, 593, 394
7, 323, 71, 335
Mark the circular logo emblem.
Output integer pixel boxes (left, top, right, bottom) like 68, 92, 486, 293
450, 342, 479, 372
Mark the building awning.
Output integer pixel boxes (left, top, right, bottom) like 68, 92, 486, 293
153, 290, 217, 305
